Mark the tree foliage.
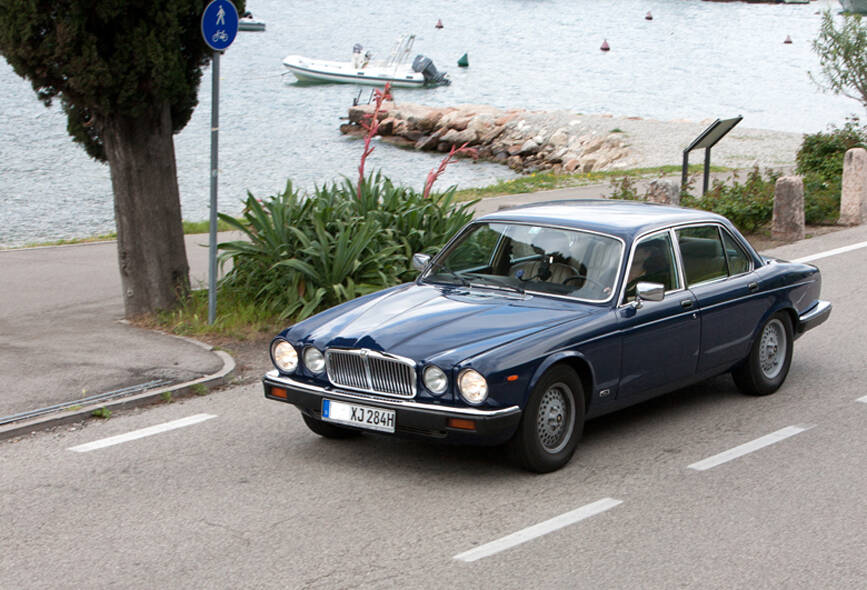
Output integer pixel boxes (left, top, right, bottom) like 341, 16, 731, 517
0, 1, 245, 316
811, 10, 867, 111
0, 1, 243, 160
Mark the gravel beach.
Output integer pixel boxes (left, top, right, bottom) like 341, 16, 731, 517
561, 112, 803, 171
346, 102, 805, 175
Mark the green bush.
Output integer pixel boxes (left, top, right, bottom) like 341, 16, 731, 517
796, 118, 865, 224
217, 174, 476, 321
682, 168, 779, 233
608, 175, 641, 201
609, 168, 777, 233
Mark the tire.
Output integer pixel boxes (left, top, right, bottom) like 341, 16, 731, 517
732, 311, 793, 396
301, 412, 362, 439
508, 365, 585, 473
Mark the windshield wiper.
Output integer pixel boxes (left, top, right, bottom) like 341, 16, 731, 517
425, 260, 470, 287
464, 273, 525, 295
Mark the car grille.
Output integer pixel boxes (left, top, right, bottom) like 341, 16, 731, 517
325, 349, 417, 399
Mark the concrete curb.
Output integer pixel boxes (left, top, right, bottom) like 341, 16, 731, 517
0, 345, 236, 442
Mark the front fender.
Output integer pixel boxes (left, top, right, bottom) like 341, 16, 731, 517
525, 350, 596, 407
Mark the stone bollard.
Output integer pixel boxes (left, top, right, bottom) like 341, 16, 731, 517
772, 176, 805, 242
645, 179, 680, 205
839, 147, 867, 226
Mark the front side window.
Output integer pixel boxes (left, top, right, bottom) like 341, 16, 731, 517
625, 232, 678, 301
424, 222, 623, 301
676, 226, 729, 286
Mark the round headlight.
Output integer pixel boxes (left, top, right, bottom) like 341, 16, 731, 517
303, 347, 325, 373
458, 369, 488, 404
272, 340, 298, 373
423, 365, 448, 394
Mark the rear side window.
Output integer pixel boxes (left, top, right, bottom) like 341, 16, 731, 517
676, 226, 728, 286
721, 229, 751, 275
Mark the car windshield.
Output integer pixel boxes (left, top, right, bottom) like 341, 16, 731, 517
424, 222, 623, 301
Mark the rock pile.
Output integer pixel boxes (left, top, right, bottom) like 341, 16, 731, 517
341, 103, 631, 174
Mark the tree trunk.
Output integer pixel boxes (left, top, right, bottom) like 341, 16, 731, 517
102, 102, 190, 318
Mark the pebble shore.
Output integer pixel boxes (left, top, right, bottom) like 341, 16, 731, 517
343, 102, 804, 174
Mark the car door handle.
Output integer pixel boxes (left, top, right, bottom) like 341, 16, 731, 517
748, 282, 759, 293
680, 299, 694, 309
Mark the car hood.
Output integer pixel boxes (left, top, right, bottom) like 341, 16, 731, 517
288, 282, 595, 365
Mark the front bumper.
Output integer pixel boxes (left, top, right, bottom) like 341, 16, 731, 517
263, 370, 522, 444
797, 300, 831, 335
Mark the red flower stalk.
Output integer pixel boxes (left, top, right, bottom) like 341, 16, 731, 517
357, 83, 391, 200
423, 142, 479, 199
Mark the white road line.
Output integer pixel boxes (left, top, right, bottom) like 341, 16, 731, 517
792, 240, 867, 264
687, 425, 814, 471
857, 395, 867, 404
67, 413, 217, 452
453, 497, 622, 563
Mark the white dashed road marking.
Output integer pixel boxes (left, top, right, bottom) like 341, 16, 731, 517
792, 240, 867, 264
687, 425, 814, 471
453, 497, 622, 562
67, 413, 217, 452
857, 395, 867, 404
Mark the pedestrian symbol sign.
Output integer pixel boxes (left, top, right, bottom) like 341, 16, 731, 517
201, 0, 239, 52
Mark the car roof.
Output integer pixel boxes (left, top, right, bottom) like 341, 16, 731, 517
477, 199, 730, 242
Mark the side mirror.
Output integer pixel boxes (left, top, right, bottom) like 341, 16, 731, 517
412, 253, 431, 272
634, 281, 664, 309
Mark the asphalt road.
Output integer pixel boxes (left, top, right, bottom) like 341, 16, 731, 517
0, 233, 243, 420
1, 226, 865, 589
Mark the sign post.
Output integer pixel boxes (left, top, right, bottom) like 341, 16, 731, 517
201, 0, 239, 325
681, 116, 743, 195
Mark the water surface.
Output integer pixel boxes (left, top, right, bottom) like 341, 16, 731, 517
0, 0, 855, 246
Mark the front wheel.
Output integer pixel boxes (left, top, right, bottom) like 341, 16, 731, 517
508, 365, 584, 473
732, 312, 793, 396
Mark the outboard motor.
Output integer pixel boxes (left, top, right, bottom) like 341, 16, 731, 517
412, 55, 451, 86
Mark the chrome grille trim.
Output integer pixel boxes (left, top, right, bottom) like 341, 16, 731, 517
325, 349, 417, 398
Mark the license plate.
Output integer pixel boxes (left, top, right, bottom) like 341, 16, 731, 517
321, 399, 396, 434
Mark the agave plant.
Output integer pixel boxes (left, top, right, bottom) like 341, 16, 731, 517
216, 145, 478, 320
274, 216, 403, 319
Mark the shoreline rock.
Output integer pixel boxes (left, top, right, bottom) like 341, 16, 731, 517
342, 102, 805, 175
343, 103, 631, 174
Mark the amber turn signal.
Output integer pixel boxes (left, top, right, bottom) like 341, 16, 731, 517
270, 387, 288, 399
447, 418, 476, 431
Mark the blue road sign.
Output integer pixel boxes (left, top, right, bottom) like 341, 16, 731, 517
202, 0, 239, 52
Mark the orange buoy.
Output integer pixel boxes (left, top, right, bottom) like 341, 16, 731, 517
435, 19, 443, 29
600, 39, 610, 51
784, 35, 792, 44
645, 11, 653, 20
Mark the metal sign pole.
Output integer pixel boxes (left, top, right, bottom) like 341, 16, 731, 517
201, 0, 238, 324
703, 147, 712, 196
681, 151, 690, 190
208, 51, 220, 325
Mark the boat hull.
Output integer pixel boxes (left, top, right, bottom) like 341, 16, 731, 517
840, 0, 867, 13
239, 19, 266, 31
283, 55, 426, 88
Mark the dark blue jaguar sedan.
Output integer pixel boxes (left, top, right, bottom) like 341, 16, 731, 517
263, 200, 831, 472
